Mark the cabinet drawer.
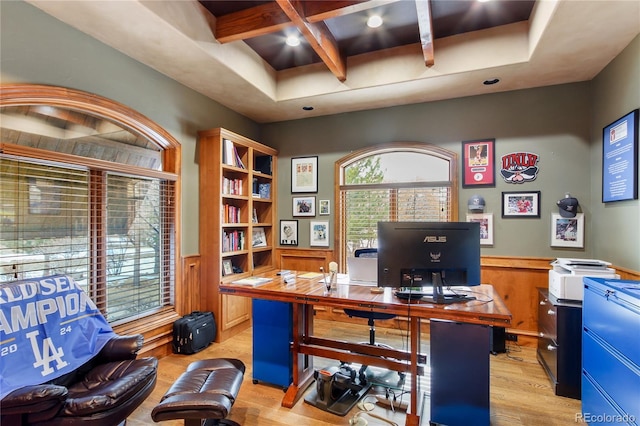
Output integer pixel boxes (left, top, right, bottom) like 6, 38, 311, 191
537, 335, 557, 379
581, 373, 633, 426
584, 283, 640, 366
538, 296, 557, 340
583, 331, 640, 422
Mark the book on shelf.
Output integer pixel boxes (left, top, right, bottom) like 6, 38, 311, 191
252, 177, 259, 196
254, 155, 272, 175
258, 183, 271, 199
222, 230, 245, 252
252, 227, 267, 247
222, 138, 245, 169
252, 208, 258, 223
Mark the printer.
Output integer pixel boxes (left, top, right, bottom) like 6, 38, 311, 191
549, 258, 619, 301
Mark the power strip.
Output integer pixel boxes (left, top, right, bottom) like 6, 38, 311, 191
374, 395, 408, 411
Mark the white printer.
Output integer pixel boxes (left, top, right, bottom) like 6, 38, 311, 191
549, 258, 619, 301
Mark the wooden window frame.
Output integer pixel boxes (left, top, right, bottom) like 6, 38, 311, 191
334, 142, 459, 269
0, 84, 182, 339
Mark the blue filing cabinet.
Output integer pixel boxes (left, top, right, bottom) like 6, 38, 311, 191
582, 277, 640, 425
252, 299, 293, 390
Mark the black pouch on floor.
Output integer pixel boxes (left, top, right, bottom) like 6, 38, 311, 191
172, 311, 216, 354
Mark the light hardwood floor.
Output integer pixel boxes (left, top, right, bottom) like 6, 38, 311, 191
130, 319, 581, 426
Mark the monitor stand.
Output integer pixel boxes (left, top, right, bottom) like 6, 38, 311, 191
419, 272, 472, 304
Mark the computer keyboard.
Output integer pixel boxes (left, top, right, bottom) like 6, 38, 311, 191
395, 286, 475, 303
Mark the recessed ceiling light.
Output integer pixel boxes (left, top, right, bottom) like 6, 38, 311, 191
483, 78, 500, 85
302, 106, 314, 111
286, 35, 300, 47
367, 15, 383, 28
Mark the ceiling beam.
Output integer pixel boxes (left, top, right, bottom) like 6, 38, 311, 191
275, 0, 347, 81
214, 2, 292, 43
415, 0, 435, 67
214, 0, 389, 43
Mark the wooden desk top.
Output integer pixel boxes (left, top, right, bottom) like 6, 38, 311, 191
220, 271, 512, 327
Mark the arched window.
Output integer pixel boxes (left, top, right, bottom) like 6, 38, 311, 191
336, 142, 458, 268
0, 84, 181, 326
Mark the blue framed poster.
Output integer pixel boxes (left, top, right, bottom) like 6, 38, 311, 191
602, 109, 639, 203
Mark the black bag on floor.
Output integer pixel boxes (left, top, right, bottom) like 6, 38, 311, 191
172, 311, 216, 354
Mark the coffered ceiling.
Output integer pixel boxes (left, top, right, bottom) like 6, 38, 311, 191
25, 0, 640, 123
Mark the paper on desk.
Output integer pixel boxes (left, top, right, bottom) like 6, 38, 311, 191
298, 272, 323, 279
320, 273, 352, 285
232, 277, 272, 286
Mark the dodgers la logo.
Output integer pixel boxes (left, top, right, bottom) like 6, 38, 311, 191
500, 152, 539, 183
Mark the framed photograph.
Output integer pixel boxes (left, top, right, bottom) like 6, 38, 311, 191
280, 220, 298, 246
310, 221, 330, 247
467, 213, 494, 246
252, 227, 267, 247
293, 196, 316, 217
502, 191, 541, 218
462, 139, 495, 187
222, 259, 233, 276
319, 199, 330, 215
551, 213, 584, 248
291, 156, 318, 193
602, 109, 638, 202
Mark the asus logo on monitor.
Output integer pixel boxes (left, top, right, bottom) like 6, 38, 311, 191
423, 235, 447, 243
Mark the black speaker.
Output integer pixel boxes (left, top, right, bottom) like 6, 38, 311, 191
490, 326, 506, 354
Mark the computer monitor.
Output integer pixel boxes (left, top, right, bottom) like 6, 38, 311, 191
377, 221, 481, 303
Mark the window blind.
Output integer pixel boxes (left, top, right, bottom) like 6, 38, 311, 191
0, 156, 175, 324
340, 184, 452, 257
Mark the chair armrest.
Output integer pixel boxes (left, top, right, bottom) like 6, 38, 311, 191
97, 334, 144, 362
0, 384, 67, 415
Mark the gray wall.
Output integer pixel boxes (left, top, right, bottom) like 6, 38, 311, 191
589, 35, 640, 270
2, 1, 638, 271
263, 38, 640, 270
0, 0, 260, 256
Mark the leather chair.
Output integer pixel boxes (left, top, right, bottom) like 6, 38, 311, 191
1, 334, 158, 426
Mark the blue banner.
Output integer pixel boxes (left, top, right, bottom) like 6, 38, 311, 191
0, 275, 116, 399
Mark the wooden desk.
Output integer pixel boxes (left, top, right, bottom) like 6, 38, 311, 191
220, 273, 511, 426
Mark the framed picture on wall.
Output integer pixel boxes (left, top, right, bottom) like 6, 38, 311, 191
291, 156, 318, 193
280, 220, 298, 246
462, 139, 495, 187
310, 221, 329, 246
551, 213, 584, 248
501, 191, 541, 218
602, 109, 639, 202
293, 196, 315, 216
319, 199, 330, 215
466, 213, 494, 246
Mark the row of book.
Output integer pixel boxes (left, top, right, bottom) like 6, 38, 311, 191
222, 230, 245, 253
222, 177, 244, 195
222, 204, 242, 223
223, 139, 245, 168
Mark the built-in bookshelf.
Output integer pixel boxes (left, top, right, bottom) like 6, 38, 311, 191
198, 128, 277, 341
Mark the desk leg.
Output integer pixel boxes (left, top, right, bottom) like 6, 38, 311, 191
406, 316, 421, 426
282, 303, 315, 408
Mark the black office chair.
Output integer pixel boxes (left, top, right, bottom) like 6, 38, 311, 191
343, 249, 397, 384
